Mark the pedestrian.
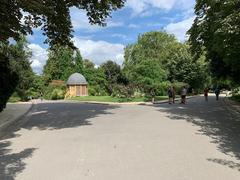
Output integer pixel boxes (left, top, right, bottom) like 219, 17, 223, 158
40, 92, 43, 102
172, 86, 176, 104
168, 86, 173, 104
215, 88, 220, 100
180, 86, 187, 104
204, 88, 209, 101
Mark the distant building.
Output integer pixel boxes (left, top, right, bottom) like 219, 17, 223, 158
66, 73, 88, 97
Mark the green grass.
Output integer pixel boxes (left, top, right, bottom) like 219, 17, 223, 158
8, 96, 21, 103
70, 96, 169, 103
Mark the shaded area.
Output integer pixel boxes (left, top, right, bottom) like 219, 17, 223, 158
207, 158, 240, 171
22, 102, 119, 130
154, 96, 240, 166
0, 141, 35, 180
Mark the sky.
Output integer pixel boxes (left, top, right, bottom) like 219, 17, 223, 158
27, 0, 196, 74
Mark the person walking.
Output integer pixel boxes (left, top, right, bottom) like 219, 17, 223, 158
215, 88, 220, 100
204, 88, 209, 101
181, 86, 187, 104
168, 86, 173, 104
172, 86, 176, 104
40, 92, 43, 102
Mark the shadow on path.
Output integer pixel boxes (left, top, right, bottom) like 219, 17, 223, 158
153, 96, 240, 171
0, 102, 119, 178
0, 141, 35, 180
22, 102, 119, 130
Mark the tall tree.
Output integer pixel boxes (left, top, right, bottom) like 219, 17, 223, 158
43, 46, 84, 82
82, 59, 107, 96
188, 0, 240, 84
9, 36, 34, 100
1, 0, 126, 47
100, 60, 125, 95
123, 31, 176, 95
0, 0, 125, 110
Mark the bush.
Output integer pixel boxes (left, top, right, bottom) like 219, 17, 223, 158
112, 84, 134, 100
171, 82, 189, 95
44, 84, 66, 100
231, 87, 240, 102
88, 85, 108, 96
8, 92, 21, 102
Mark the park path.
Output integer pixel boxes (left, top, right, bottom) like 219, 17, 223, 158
1, 95, 240, 180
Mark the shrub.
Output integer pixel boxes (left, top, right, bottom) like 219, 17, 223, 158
44, 84, 66, 100
88, 85, 108, 96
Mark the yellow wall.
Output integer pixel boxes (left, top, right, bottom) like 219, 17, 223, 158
66, 85, 88, 97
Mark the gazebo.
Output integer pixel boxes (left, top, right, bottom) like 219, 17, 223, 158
66, 73, 88, 97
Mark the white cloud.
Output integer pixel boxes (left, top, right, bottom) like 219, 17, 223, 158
128, 24, 139, 28
73, 37, 124, 65
127, 0, 195, 15
28, 44, 47, 74
70, 8, 123, 31
164, 16, 195, 42
28, 38, 125, 74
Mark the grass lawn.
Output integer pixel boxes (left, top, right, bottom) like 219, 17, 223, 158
70, 96, 169, 103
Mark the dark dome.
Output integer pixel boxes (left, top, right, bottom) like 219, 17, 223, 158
67, 73, 87, 85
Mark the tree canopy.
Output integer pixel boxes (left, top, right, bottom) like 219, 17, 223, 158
188, 0, 240, 84
43, 46, 84, 83
123, 31, 210, 95
1, 0, 125, 47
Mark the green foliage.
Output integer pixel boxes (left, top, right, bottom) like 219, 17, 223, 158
166, 44, 210, 89
8, 36, 35, 101
43, 46, 84, 83
88, 85, 108, 96
83, 59, 108, 95
231, 87, 240, 102
100, 60, 126, 95
0, 36, 34, 108
112, 84, 135, 99
43, 84, 66, 100
124, 31, 210, 96
188, 0, 240, 84
1, 0, 125, 48
0, 42, 19, 111
171, 82, 189, 95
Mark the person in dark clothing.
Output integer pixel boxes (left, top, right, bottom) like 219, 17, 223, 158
168, 87, 173, 104
215, 88, 220, 100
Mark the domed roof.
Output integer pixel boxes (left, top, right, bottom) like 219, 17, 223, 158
67, 73, 87, 85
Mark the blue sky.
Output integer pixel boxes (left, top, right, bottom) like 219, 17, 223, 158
27, 0, 196, 74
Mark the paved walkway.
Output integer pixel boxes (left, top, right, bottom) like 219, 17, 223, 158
0, 102, 32, 137
0, 95, 240, 180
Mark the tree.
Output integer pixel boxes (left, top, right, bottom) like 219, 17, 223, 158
188, 0, 240, 84
43, 46, 84, 83
123, 31, 179, 97
1, 0, 125, 47
100, 60, 126, 95
124, 31, 210, 94
82, 59, 107, 96
9, 36, 35, 100
166, 44, 210, 90
0, 36, 34, 109
0, 0, 125, 110
131, 60, 167, 102
0, 43, 19, 111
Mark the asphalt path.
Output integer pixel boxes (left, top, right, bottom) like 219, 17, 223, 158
1, 95, 240, 180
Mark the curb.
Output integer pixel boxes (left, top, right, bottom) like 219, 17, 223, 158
65, 95, 198, 106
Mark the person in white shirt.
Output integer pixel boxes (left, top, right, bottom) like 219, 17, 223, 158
181, 86, 187, 104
